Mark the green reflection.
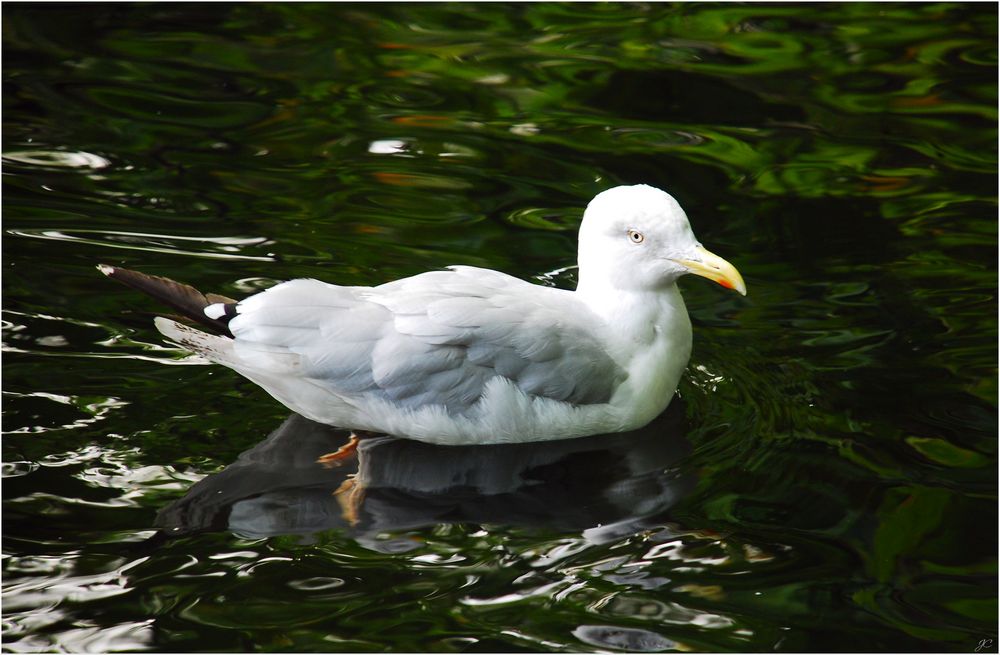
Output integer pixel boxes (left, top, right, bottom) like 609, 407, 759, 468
2, 2, 996, 653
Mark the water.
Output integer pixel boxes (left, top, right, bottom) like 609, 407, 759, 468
3, 3, 996, 652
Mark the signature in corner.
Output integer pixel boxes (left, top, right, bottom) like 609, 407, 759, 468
975, 638, 994, 653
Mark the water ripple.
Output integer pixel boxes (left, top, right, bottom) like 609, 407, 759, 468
7, 229, 275, 261
2, 149, 112, 171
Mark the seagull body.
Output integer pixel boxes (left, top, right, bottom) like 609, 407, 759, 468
102, 185, 745, 445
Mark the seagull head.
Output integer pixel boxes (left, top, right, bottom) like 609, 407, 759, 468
577, 184, 746, 296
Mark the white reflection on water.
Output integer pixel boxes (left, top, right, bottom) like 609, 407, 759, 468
2, 149, 112, 170
6, 229, 275, 262
1, 392, 127, 435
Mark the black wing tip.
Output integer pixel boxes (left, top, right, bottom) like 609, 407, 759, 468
203, 301, 240, 321
98, 263, 237, 337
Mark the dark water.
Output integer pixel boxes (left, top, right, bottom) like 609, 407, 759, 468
3, 3, 997, 652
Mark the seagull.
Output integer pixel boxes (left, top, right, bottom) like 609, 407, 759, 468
100, 184, 745, 446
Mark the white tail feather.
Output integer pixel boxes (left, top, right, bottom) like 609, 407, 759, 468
153, 317, 357, 426
154, 317, 236, 362
154, 317, 302, 375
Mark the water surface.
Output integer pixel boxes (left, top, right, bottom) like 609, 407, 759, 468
3, 3, 997, 652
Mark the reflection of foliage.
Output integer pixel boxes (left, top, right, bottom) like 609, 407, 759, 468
297, 2, 998, 190
2, 2, 996, 652
870, 486, 951, 584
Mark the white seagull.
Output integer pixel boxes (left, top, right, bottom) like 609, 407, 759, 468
100, 184, 745, 446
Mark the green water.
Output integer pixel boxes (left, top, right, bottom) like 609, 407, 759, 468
2, 3, 996, 652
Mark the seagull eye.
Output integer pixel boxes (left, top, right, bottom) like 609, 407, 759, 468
627, 229, 644, 244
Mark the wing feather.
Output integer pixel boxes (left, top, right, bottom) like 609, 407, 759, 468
224, 267, 625, 415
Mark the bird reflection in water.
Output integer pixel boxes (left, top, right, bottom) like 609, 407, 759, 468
155, 402, 696, 546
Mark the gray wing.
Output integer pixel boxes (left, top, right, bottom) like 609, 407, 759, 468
227, 266, 626, 415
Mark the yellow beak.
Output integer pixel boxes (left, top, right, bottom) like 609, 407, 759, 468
672, 245, 747, 296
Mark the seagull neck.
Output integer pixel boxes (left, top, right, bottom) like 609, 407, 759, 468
575, 277, 686, 338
